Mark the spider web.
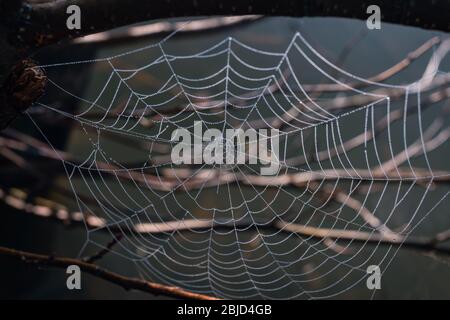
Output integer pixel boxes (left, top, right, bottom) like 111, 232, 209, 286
27, 26, 450, 299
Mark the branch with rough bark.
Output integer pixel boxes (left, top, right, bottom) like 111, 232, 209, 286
0, 246, 219, 300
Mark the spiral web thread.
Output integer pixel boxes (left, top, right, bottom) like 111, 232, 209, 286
27, 28, 450, 299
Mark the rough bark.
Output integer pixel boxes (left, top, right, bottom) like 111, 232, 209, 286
0, 59, 46, 129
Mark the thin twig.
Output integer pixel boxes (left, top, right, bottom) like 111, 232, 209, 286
83, 233, 124, 264
0, 246, 219, 300
275, 220, 450, 254
2, 187, 449, 256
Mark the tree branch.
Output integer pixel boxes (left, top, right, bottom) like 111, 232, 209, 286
72, 15, 263, 45
24, 0, 450, 49
1, 0, 449, 130
2, 185, 449, 256
0, 245, 219, 300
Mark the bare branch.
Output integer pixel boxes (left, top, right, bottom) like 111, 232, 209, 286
275, 220, 450, 254
24, 0, 450, 49
72, 16, 263, 45
0, 245, 220, 300
2, 186, 449, 256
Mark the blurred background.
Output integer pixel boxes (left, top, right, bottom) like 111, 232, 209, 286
0, 16, 449, 299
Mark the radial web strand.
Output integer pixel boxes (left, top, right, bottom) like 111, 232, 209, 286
27, 30, 450, 299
